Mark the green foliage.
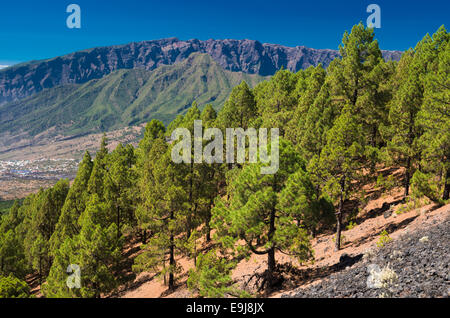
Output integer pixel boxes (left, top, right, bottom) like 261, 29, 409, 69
104, 143, 138, 237
0, 229, 29, 279
279, 169, 335, 236
215, 81, 257, 130
376, 174, 396, 194
330, 22, 388, 147
187, 250, 243, 298
415, 27, 450, 200
346, 221, 357, 231
137, 119, 166, 160
0, 199, 22, 216
0, 274, 31, 298
50, 151, 93, 253
314, 105, 365, 203
376, 230, 392, 248
133, 136, 188, 290
212, 139, 314, 277
410, 170, 441, 203
44, 195, 122, 298
255, 69, 299, 136
381, 26, 448, 197
22, 180, 69, 279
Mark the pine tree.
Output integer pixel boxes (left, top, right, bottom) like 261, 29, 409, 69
24, 180, 69, 281
0, 199, 29, 279
50, 151, 93, 253
384, 49, 423, 197
133, 138, 188, 290
381, 28, 443, 198
0, 274, 30, 298
200, 104, 217, 125
298, 81, 339, 160
416, 27, 450, 200
137, 119, 166, 162
0, 230, 28, 279
187, 250, 240, 298
176, 104, 202, 238
104, 143, 137, 239
75, 198, 122, 298
286, 64, 326, 146
329, 22, 387, 147
255, 70, 298, 135
44, 195, 122, 298
200, 105, 223, 241
135, 119, 166, 243
42, 237, 78, 298
314, 106, 365, 250
216, 81, 257, 130
87, 135, 109, 198
279, 169, 335, 237
212, 139, 314, 287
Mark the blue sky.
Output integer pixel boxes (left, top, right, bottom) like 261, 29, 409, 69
0, 0, 448, 66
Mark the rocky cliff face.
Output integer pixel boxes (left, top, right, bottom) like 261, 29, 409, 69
0, 38, 402, 104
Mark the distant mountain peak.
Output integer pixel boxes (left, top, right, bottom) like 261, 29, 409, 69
0, 38, 402, 105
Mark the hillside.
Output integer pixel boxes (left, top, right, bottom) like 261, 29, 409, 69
0, 53, 266, 151
281, 205, 449, 298
115, 199, 449, 298
0, 38, 401, 104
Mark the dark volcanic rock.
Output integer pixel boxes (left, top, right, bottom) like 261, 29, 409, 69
0, 38, 402, 104
283, 217, 450, 298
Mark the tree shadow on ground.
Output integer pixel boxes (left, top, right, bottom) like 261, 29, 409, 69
244, 253, 364, 296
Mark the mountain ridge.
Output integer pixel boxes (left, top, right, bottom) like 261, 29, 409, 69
0, 53, 266, 151
0, 38, 402, 104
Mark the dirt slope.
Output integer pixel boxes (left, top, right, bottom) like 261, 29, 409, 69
117, 186, 449, 298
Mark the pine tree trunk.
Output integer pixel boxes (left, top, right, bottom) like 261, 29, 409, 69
142, 229, 147, 244
267, 248, 275, 279
168, 206, 175, 290
193, 244, 197, 267
39, 256, 42, 285
168, 236, 175, 290
267, 205, 276, 283
405, 111, 414, 198
335, 176, 345, 251
371, 125, 377, 147
405, 157, 411, 198
443, 166, 450, 201
187, 162, 194, 239
163, 259, 167, 285
205, 198, 213, 242
205, 211, 211, 243
117, 205, 121, 240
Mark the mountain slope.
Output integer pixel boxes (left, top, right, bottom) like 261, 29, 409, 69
0, 38, 402, 104
0, 53, 266, 141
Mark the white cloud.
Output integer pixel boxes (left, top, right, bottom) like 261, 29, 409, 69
0, 65, 10, 70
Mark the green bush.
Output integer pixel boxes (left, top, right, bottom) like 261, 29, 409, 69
187, 251, 248, 298
376, 230, 392, 248
376, 174, 396, 194
0, 274, 30, 298
346, 221, 357, 230
411, 170, 441, 203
